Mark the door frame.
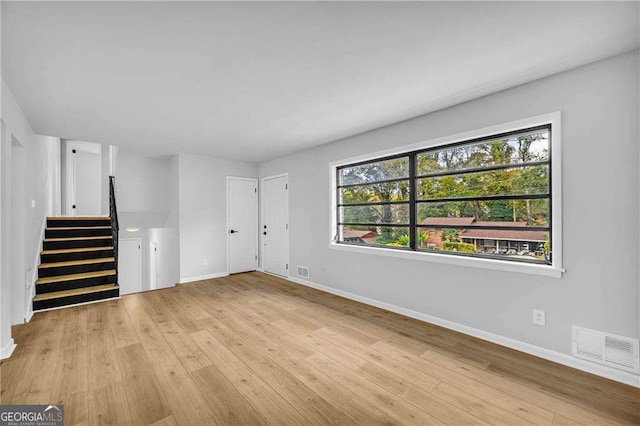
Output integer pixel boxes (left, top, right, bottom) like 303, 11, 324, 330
118, 237, 143, 295
226, 176, 259, 275
259, 172, 289, 276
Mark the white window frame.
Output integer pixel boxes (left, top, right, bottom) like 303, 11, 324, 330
329, 112, 564, 278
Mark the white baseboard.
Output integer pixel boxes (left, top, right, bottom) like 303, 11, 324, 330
287, 275, 640, 388
179, 271, 229, 284
0, 338, 16, 360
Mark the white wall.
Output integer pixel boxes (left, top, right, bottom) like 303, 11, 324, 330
259, 51, 640, 372
101, 144, 110, 215
166, 155, 179, 229
116, 149, 178, 290
148, 227, 179, 289
178, 154, 257, 281
48, 137, 61, 216
117, 151, 258, 284
10, 139, 25, 326
1, 79, 53, 358
0, 120, 14, 357
101, 149, 258, 288
117, 149, 172, 222
24, 134, 57, 322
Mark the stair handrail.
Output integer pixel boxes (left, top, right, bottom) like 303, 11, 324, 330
109, 176, 119, 285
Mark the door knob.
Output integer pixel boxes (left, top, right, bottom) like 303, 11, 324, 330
230, 229, 238, 234
263, 231, 267, 236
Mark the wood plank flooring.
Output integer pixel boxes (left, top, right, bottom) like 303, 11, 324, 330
1, 272, 638, 425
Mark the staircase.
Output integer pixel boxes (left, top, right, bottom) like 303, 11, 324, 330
32, 216, 120, 311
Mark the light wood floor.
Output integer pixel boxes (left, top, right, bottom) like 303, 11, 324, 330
1, 272, 638, 425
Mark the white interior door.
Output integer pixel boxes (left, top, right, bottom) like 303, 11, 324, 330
119, 238, 142, 295
262, 174, 289, 277
228, 177, 258, 274
72, 148, 102, 216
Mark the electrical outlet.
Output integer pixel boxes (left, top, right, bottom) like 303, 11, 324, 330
202, 258, 209, 266
533, 309, 546, 326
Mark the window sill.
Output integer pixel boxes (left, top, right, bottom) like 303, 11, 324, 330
328, 243, 564, 278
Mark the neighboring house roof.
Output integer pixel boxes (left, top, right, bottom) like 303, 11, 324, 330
474, 220, 528, 227
460, 228, 548, 242
420, 217, 475, 226
343, 228, 376, 239
420, 216, 547, 242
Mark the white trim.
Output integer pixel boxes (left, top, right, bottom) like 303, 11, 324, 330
328, 243, 564, 278
329, 112, 563, 278
287, 275, 640, 388
0, 338, 16, 360
179, 271, 229, 284
226, 176, 259, 274
108, 145, 119, 176
66, 143, 73, 215
34, 296, 120, 313
260, 172, 289, 276
262, 172, 289, 180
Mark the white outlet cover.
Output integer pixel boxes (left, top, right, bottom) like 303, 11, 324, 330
533, 309, 546, 326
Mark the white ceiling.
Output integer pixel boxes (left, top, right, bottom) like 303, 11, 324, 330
2, 2, 638, 162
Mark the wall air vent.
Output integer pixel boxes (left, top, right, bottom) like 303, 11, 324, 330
572, 326, 639, 373
297, 266, 309, 279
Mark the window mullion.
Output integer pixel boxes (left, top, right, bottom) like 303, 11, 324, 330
335, 167, 340, 242
409, 153, 417, 250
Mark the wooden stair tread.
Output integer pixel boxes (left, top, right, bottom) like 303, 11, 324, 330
48, 216, 110, 220
33, 284, 119, 301
39, 257, 115, 269
46, 226, 111, 230
36, 269, 116, 284
42, 246, 114, 254
44, 236, 112, 242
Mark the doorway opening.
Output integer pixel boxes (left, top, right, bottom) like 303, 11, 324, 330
63, 140, 102, 216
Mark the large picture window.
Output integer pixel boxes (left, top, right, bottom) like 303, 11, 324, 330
336, 125, 552, 265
